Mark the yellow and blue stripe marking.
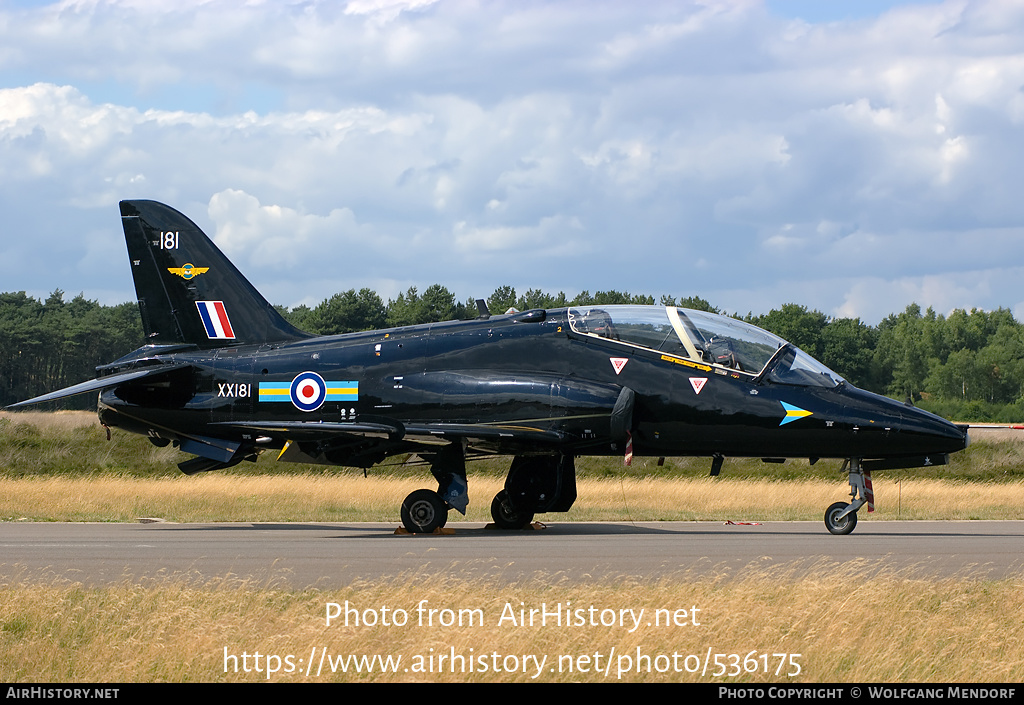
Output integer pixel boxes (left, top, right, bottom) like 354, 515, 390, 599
780, 402, 812, 426
258, 371, 358, 412
257, 382, 359, 401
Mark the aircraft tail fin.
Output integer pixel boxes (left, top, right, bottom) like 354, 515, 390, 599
120, 200, 310, 348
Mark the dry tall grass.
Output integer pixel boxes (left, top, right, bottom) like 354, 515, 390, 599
0, 410, 97, 431
2, 564, 1021, 682
3, 473, 1023, 523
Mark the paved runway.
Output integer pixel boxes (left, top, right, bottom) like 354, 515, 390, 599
2, 520, 1022, 588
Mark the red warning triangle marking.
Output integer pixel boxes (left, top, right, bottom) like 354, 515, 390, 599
690, 377, 707, 394
610, 357, 629, 375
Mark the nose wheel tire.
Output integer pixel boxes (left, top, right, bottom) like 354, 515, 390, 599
490, 490, 535, 530
401, 489, 449, 533
824, 501, 858, 535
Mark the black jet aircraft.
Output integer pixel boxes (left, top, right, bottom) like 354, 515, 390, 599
10, 200, 970, 534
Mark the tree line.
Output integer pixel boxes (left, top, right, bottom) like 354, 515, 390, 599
3, 286, 1023, 421
0, 291, 142, 411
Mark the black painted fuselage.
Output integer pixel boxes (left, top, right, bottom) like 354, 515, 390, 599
96, 306, 967, 466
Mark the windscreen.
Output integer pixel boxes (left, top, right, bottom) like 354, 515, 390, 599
763, 345, 844, 388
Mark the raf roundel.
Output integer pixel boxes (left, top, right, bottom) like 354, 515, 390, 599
290, 371, 327, 412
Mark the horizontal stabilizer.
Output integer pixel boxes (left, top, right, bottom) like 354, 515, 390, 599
179, 434, 243, 464
6, 363, 192, 409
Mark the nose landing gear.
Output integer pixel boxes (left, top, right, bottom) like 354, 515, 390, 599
824, 458, 873, 535
824, 501, 857, 535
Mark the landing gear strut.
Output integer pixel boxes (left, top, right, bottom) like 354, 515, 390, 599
824, 458, 873, 535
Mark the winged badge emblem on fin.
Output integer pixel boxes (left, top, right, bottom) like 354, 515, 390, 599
168, 263, 209, 280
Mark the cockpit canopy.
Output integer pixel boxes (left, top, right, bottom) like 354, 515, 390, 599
567, 305, 844, 388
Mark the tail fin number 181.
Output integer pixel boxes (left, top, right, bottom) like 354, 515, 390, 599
159, 231, 179, 250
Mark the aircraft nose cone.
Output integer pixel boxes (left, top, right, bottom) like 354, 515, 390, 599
840, 386, 969, 456
900, 405, 970, 453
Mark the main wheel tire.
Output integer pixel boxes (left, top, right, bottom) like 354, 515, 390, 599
490, 490, 535, 530
401, 489, 448, 533
824, 501, 858, 535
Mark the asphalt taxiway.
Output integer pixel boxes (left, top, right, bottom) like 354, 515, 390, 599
1, 520, 1022, 588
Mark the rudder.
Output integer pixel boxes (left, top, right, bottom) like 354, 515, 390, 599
120, 200, 310, 347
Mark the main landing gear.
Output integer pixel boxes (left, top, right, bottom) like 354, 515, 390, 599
490, 489, 534, 530
401, 488, 449, 533
824, 458, 873, 535
399, 443, 467, 534
398, 449, 577, 533
488, 455, 576, 530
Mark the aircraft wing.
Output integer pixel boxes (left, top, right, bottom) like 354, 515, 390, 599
5, 363, 193, 409
404, 422, 565, 444
220, 420, 407, 440
218, 420, 565, 445
218, 419, 566, 468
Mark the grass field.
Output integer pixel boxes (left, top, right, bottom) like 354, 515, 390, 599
2, 565, 1022, 682
3, 473, 1024, 523
2, 412, 1023, 683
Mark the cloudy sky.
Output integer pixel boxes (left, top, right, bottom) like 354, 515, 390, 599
1, 0, 1023, 324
